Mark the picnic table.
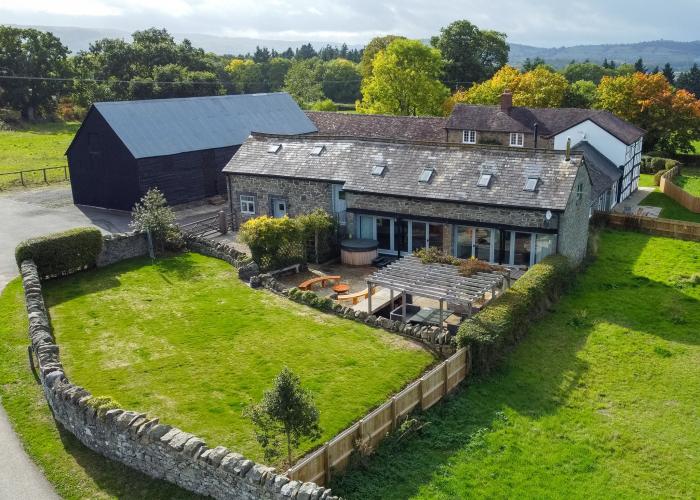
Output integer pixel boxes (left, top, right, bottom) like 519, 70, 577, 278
407, 307, 454, 326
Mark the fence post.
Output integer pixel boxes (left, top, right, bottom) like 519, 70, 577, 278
419, 377, 425, 410
43, 168, 47, 184
443, 361, 449, 396
20, 171, 25, 186
390, 396, 397, 431
217, 210, 228, 234
64, 166, 68, 180
357, 418, 365, 446
323, 442, 331, 485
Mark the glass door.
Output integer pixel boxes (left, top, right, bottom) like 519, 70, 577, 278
474, 228, 491, 261
454, 226, 474, 258
376, 217, 394, 253
411, 221, 426, 252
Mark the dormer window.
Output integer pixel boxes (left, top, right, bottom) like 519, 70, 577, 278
267, 143, 282, 154
371, 165, 385, 176
418, 167, 434, 183
310, 145, 325, 156
509, 133, 524, 147
524, 177, 539, 192
462, 130, 477, 144
477, 173, 492, 187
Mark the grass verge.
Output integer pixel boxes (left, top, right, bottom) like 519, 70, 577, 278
331, 230, 700, 499
640, 191, 700, 223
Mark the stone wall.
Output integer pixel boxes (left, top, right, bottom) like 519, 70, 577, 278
446, 129, 555, 149
345, 192, 557, 231
19, 256, 335, 500
557, 165, 592, 264
96, 232, 149, 267
227, 175, 333, 228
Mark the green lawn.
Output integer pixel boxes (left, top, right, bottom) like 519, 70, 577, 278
41, 252, 433, 464
332, 230, 700, 499
638, 173, 655, 188
0, 279, 200, 499
640, 190, 700, 223
672, 166, 700, 197
0, 121, 78, 188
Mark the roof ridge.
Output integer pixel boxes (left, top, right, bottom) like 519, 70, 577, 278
94, 92, 285, 106
304, 110, 447, 120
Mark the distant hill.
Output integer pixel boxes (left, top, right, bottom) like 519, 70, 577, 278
6, 24, 700, 71
509, 40, 700, 70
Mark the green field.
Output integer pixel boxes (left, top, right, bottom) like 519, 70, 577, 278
641, 190, 700, 223
0, 121, 78, 189
332, 230, 700, 499
672, 167, 700, 197
638, 173, 655, 188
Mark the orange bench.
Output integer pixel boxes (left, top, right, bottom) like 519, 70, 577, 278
337, 287, 378, 305
298, 275, 341, 291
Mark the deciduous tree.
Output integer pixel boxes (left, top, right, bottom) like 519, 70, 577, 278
513, 66, 569, 108
359, 35, 406, 79
322, 58, 360, 103
677, 63, 700, 97
357, 39, 449, 116
283, 58, 325, 104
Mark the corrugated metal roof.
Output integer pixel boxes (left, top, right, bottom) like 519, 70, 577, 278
91, 93, 317, 159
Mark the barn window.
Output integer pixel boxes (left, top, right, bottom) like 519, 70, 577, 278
240, 195, 256, 215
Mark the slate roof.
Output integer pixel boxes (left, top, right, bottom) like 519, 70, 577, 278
224, 134, 586, 211
447, 104, 645, 145
305, 111, 447, 142
573, 141, 621, 199
70, 93, 317, 159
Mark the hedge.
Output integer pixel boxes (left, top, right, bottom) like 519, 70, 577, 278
456, 255, 571, 374
15, 227, 103, 278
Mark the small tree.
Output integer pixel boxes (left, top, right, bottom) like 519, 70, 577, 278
130, 188, 182, 253
298, 209, 335, 264
245, 367, 321, 466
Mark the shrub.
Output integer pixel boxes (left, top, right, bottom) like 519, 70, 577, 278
130, 188, 183, 253
653, 169, 668, 186
308, 99, 338, 111
459, 258, 501, 277
414, 247, 460, 265
15, 227, 103, 278
240, 216, 306, 271
457, 255, 571, 374
652, 157, 666, 170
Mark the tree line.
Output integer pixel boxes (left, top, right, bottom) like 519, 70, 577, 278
1, 22, 699, 153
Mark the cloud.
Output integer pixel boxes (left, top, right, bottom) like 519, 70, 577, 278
1, 0, 699, 46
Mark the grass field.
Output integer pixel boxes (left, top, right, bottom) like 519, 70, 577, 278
672, 166, 700, 197
41, 252, 433, 464
640, 191, 700, 223
638, 173, 655, 188
332, 230, 700, 499
0, 121, 78, 189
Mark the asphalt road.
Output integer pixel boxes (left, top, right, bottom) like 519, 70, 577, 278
0, 185, 131, 500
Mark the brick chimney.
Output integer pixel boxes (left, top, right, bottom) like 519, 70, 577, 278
500, 90, 513, 113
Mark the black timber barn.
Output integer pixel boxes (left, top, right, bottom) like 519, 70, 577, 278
66, 93, 317, 210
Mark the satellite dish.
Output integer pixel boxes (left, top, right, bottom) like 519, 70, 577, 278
545, 210, 552, 221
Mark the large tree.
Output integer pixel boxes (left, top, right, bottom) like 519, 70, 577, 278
283, 58, 325, 104
677, 63, 700, 97
357, 39, 449, 116
322, 58, 361, 103
430, 20, 509, 87
596, 72, 700, 153
0, 27, 69, 119
513, 66, 569, 108
358, 35, 406, 79
562, 61, 612, 84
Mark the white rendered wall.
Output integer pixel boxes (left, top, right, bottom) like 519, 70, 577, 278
553, 120, 627, 166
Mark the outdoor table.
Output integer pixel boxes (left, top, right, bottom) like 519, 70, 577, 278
407, 307, 454, 326
333, 284, 350, 294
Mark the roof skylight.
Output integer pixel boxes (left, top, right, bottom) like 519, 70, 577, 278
310, 145, 326, 156
267, 143, 282, 154
418, 167, 434, 183
477, 173, 492, 187
524, 177, 539, 191
371, 165, 385, 176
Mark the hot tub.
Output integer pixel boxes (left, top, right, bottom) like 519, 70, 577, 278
340, 239, 379, 266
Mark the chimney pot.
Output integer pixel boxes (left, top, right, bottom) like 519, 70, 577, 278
500, 90, 513, 113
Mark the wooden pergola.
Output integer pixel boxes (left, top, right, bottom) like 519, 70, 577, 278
366, 256, 509, 326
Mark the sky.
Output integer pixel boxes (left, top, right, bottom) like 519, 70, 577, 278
1, 0, 699, 47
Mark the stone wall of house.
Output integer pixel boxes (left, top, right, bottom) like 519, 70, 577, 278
19, 255, 335, 500
345, 192, 558, 231
446, 129, 555, 149
96, 232, 149, 267
557, 165, 592, 264
227, 175, 333, 227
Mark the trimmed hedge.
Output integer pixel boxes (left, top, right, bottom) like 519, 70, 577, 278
15, 227, 103, 278
457, 255, 571, 374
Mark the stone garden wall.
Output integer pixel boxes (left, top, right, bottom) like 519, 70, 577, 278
19, 237, 336, 500
96, 232, 149, 267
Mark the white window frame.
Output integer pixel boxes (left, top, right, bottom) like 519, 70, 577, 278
462, 129, 477, 144
240, 195, 256, 215
509, 132, 524, 147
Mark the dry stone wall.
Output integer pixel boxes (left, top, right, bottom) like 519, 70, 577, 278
96, 232, 149, 267
20, 249, 336, 499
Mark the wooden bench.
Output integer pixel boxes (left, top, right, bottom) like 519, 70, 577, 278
337, 287, 378, 305
298, 275, 341, 291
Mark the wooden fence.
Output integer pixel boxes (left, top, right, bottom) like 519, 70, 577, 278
287, 347, 470, 486
0, 166, 69, 188
598, 212, 700, 241
660, 166, 700, 213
